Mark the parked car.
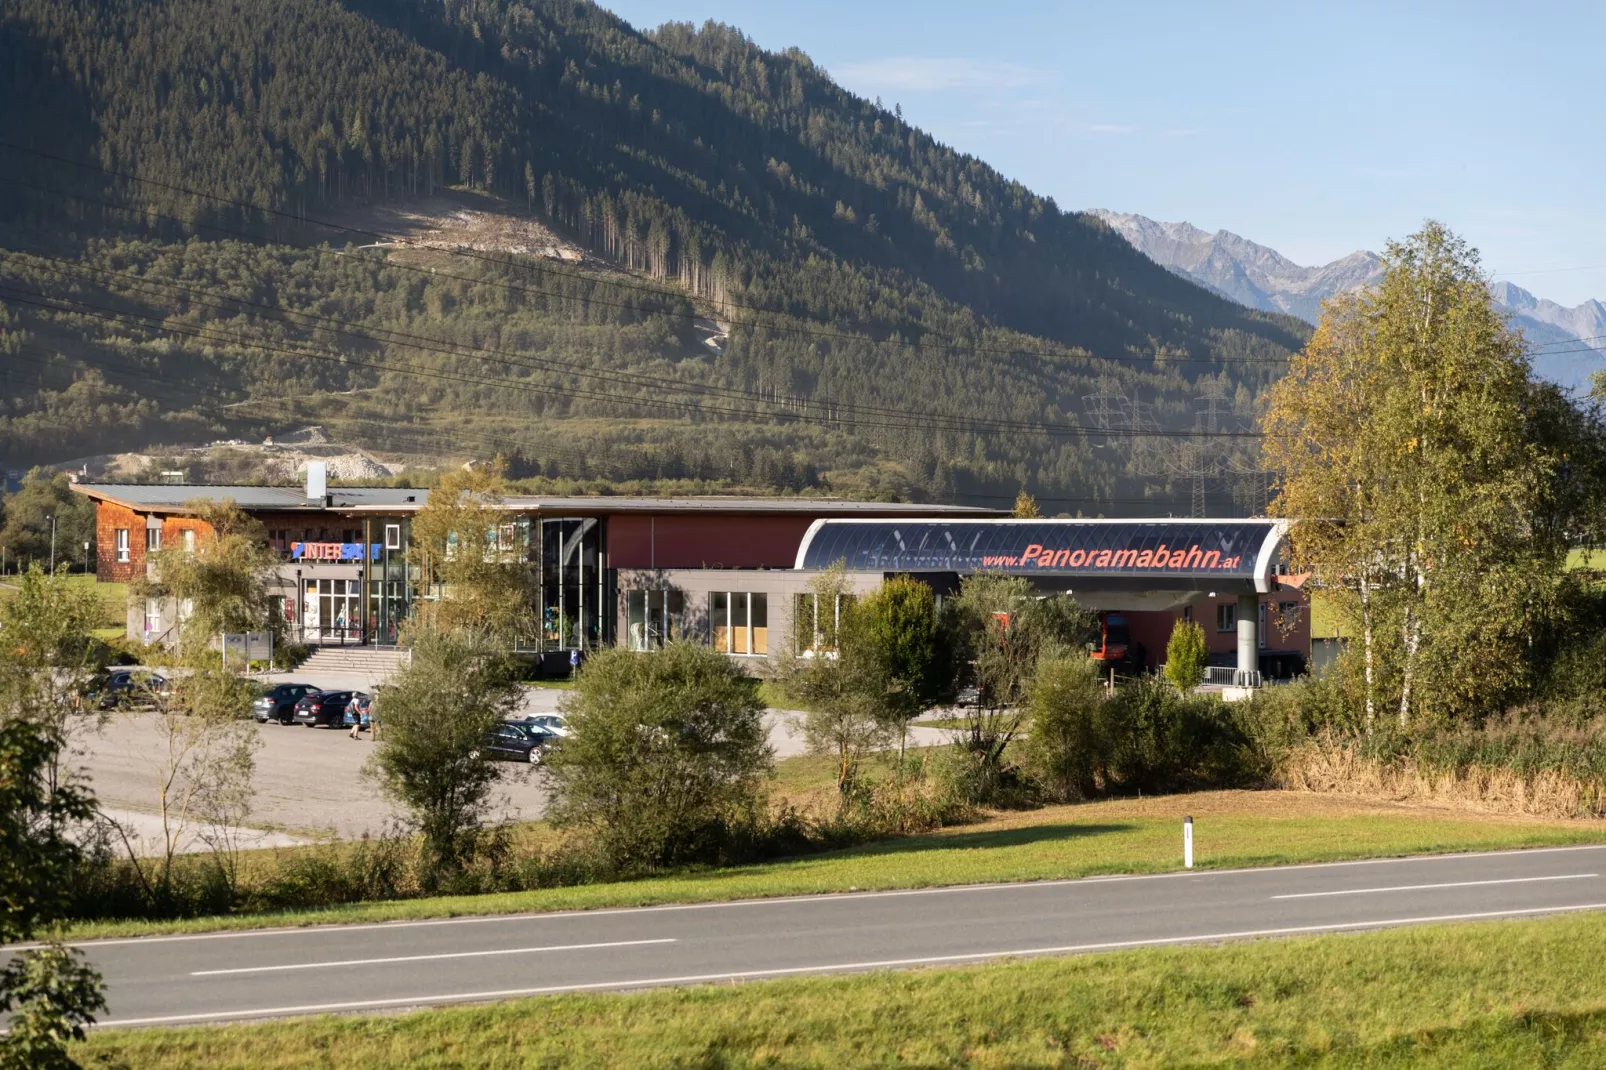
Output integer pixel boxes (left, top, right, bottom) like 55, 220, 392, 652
253, 683, 320, 725
292, 690, 355, 728
513, 713, 571, 739
87, 669, 171, 711
482, 722, 555, 764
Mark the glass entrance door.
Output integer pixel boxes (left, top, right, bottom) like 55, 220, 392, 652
303, 579, 361, 644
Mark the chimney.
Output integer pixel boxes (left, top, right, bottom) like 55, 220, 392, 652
305, 461, 327, 501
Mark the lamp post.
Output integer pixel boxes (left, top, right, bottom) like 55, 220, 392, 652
45, 514, 56, 574
83, 541, 91, 576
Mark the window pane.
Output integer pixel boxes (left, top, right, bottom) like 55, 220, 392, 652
751, 593, 768, 655
667, 590, 684, 642
793, 593, 815, 654
731, 593, 749, 654
627, 592, 647, 651
710, 592, 729, 653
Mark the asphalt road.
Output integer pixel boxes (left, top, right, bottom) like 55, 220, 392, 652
46, 843, 1606, 1028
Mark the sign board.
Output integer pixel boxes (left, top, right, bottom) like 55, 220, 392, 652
222, 632, 274, 661
290, 542, 382, 562
796, 520, 1282, 583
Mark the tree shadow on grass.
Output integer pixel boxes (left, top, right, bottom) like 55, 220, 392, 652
633, 821, 1140, 888
826, 822, 1137, 860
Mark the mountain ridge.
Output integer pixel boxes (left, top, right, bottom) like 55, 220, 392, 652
1090, 210, 1600, 393
0, 0, 1297, 513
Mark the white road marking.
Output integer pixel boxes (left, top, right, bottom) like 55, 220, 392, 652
33, 842, 1606, 951
189, 938, 677, 976
1271, 873, 1598, 900
97, 900, 1606, 1028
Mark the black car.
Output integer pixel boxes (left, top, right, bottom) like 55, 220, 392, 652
253, 683, 320, 725
292, 690, 355, 728
88, 669, 171, 711
482, 722, 555, 764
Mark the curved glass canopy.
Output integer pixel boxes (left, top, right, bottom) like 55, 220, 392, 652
795, 519, 1285, 591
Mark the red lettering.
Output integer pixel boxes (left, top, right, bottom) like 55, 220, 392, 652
1136, 550, 1154, 567
1067, 549, 1086, 567
1095, 550, 1113, 567
1169, 550, 1187, 567
1150, 544, 1169, 568
1183, 545, 1204, 569
1022, 543, 1043, 563
1202, 550, 1221, 569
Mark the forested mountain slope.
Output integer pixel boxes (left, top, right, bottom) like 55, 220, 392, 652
0, 0, 1306, 511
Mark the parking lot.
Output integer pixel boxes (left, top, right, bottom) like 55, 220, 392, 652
72, 669, 949, 852
77, 673, 567, 847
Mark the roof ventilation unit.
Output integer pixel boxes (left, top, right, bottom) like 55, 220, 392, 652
305, 461, 327, 501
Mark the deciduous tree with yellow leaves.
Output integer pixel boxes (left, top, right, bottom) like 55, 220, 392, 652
1265, 222, 1604, 729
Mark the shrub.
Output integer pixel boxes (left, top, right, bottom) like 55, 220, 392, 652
1100, 677, 1265, 794
545, 642, 773, 872
364, 630, 522, 888
1021, 653, 1107, 802
0, 944, 105, 1070
1163, 619, 1209, 693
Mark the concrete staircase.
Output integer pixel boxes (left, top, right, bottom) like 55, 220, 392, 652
297, 646, 412, 679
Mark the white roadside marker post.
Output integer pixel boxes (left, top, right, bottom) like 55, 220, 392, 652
1184, 815, 1194, 869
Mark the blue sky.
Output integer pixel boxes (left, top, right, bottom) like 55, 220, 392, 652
604, 1, 1605, 306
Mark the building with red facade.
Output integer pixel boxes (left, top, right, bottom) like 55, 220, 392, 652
73, 481, 1306, 682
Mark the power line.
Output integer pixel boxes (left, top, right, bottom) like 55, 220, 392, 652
0, 276, 1270, 441
10, 342, 1220, 511
0, 143, 1297, 367
2, 342, 719, 484
8, 249, 1164, 441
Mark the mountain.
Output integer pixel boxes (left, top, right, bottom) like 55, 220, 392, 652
1487, 282, 1606, 391
1092, 210, 1600, 394
0, 0, 1304, 512
1088, 211, 1384, 323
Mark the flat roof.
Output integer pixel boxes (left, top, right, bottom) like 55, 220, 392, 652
71, 484, 1002, 518
492, 496, 999, 517
71, 484, 427, 512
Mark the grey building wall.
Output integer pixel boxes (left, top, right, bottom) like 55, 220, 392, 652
616, 568, 883, 670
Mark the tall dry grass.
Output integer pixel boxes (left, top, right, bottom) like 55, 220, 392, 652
1277, 733, 1606, 819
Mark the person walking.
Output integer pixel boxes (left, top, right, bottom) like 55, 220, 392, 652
348, 697, 363, 740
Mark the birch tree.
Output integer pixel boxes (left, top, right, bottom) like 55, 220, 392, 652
412, 460, 537, 646
123, 499, 267, 899
1266, 222, 1590, 727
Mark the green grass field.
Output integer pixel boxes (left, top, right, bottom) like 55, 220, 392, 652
0, 572, 127, 629
76, 908, 1606, 1067
58, 790, 1606, 941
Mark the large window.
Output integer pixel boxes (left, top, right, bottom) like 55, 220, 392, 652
1216, 602, 1236, 633
115, 529, 130, 563
542, 518, 600, 650
709, 592, 768, 656
626, 590, 685, 651
367, 516, 411, 646
304, 579, 361, 643
793, 592, 853, 655
146, 527, 161, 552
